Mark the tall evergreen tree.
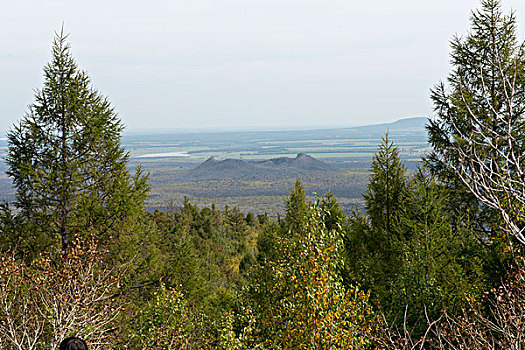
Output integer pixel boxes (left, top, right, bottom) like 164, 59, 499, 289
364, 132, 407, 236
426, 0, 525, 246
5, 30, 148, 252
283, 178, 309, 235
320, 191, 345, 233
345, 133, 407, 307
392, 168, 485, 335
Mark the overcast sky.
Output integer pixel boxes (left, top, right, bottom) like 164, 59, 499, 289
1, 0, 525, 132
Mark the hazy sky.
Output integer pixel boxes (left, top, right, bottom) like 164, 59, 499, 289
2, 0, 525, 132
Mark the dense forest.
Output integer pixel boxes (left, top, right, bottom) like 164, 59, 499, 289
2, 0, 525, 348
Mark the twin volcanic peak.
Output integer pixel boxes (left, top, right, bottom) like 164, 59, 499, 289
186, 153, 336, 181
255, 153, 334, 171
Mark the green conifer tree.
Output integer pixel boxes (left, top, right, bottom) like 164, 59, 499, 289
320, 191, 345, 233
5, 30, 148, 252
364, 133, 407, 236
392, 168, 485, 335
345, 133, 407, 307
283, 178, 309, 235
426, 0, 525, 246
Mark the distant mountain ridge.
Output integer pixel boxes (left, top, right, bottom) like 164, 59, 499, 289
183, 153, 337, 181
347, 117, 427, 132
254, 153, 334, 171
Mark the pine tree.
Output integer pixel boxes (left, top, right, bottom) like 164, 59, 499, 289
364, 133, 407, 236
426, 0, 525, 245
320, 191, 345, 233
345, 133, 407, 307
392, 168, 485, 336
283, 178, 309, 235
5, 30, 148, 252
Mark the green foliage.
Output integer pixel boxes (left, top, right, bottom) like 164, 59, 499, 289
283, 178, 309, 234
123, 200, 264, 325
126, 284, 211, 349
7, 4, 525, 347
426, 0, 525, 246
215, 312, 255, 350
319, 192, 345, 233
427, 0, 524, 171
345, 141, 486, 337
4, 30, 148, 253
247, 200, 374, 349
364, 133, 407, 235
392, 168, 485, 334
345, 134, 407, 306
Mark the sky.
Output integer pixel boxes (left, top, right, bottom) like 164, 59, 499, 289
1, 0, 525, 132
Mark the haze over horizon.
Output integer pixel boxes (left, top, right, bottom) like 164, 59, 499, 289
121, 115, 426, 134
2, 0, 525, 132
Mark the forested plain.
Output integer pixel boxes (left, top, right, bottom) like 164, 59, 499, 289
3, 0, 525, 349
124, 118, 426, 215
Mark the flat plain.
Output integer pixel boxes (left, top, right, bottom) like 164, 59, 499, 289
124, 117, 429, 215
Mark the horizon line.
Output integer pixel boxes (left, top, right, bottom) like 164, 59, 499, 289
122, 116, 427, 134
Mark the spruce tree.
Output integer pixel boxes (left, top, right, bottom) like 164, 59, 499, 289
364, 132, 407, 236
5, 30, 148, 251
345, 133, 407, 307
283, 178, 309, 235
392, 168, 485, 335
320, 191, 345, 232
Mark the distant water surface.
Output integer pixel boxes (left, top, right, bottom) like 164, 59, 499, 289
136, 152, 190, 158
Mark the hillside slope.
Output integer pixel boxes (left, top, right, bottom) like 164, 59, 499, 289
180, 153, 337, 181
